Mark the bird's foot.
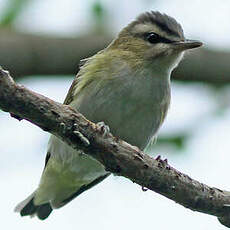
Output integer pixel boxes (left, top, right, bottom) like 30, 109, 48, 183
97, 121, 110, 137
73, 123, 90, 146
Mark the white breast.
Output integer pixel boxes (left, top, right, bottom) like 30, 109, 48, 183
73, 68, 170, 150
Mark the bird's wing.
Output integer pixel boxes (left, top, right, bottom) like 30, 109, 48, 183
57, 173, 109, 208
63, 77, 79, 105
64, 57, 90, 105
42, 55, 93, 172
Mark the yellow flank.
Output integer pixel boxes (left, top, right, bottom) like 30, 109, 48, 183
34, 158, 83, 207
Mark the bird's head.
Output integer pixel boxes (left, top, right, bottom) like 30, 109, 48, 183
109, 11, 202, 74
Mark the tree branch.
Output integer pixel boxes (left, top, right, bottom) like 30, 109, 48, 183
0, 29, 230, 84
0, 29, 112, 77
0, 67, 230, 228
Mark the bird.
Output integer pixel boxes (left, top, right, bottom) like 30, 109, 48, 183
15, 11, 202, 220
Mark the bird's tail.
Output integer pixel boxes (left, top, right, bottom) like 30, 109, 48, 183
14, 191, 53, 220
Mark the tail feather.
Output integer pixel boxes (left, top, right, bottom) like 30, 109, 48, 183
15, 192, 53, 220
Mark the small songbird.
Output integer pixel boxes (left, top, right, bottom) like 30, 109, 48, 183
15, 11, 202, 219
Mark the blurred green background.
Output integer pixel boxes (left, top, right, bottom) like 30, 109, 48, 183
0, 0, 230, 229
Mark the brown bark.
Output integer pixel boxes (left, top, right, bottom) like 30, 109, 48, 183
0, 67, 230, 228
0, 29, 230, 84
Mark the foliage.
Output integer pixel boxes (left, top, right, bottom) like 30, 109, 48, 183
0, 0, 31, 27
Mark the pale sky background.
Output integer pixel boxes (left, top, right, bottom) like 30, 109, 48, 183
0, 0, 230, 230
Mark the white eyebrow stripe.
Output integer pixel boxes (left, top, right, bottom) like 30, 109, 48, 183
131, 22, 181, 41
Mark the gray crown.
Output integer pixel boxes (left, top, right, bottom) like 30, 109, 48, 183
134, 11, 185, 39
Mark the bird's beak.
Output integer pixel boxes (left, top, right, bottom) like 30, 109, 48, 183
172, 39, 203, 50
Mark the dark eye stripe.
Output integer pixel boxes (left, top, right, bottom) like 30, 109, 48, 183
144, 32, 173, 44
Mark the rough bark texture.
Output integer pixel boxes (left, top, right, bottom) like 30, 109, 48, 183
0, 29, 230, 84
1, 68, 230, 228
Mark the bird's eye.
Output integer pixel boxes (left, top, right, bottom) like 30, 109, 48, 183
146, 32, 161, 44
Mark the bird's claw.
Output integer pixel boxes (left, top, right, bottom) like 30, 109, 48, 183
73, 123, 90, 146
97, 121, 110, 137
